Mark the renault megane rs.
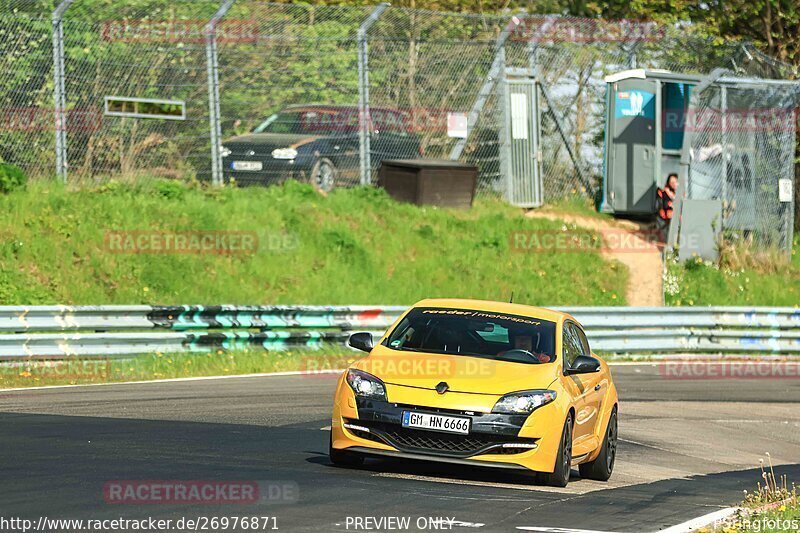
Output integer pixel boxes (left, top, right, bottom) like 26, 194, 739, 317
329, 299, 618, 487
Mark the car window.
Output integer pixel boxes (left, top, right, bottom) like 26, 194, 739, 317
475, 323, 509, 344
562, 322, 585, 369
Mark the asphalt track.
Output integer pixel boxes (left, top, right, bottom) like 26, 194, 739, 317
1, 363, 799, 533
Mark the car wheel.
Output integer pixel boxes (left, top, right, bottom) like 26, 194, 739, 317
579, 408, 617, 481
537, 413, 573, 487
328, 432, 364, 467
310, 158, 337, 193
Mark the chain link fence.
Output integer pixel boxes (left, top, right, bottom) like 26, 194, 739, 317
0, 1, 795, 213
680, 70, 798, 254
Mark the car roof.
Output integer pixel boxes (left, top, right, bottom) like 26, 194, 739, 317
410, 298, 573, 325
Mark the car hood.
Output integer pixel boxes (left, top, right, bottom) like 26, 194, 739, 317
352, 344, 558, 396
222, 133, 321, 149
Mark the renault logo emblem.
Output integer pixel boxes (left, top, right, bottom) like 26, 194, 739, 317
435, 382, 449, 394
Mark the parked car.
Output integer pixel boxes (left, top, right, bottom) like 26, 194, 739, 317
330, 298, 619, 487
220, 104, 422, 191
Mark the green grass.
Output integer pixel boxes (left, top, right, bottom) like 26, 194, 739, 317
713, 467, 800, 533
665, 236, 800, 306
0, 348, 357, 389
0, 179, 627, 305
0, 349, 648, 389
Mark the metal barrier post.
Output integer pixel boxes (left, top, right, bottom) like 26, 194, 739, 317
449, 13, 523, 161
357, 3, 389, 186
52, 0, 75, 181
205, 0, 236, 187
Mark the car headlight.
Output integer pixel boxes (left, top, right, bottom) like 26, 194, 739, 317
220, 145, 231, 158
271, 148, 297, 160
346, 369, 387, 401
492, 390, 557, 414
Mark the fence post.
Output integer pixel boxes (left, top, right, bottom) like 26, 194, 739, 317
720, 85, 728, 207
357, 3, 389, 186
52, 0, 75, 181
449, 13, 523, 161
498, 48, 512, 203
205, 0, 236, 187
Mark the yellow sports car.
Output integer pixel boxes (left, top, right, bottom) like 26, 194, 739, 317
329, 299, 618, 487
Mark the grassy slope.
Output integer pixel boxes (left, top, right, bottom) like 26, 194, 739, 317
0, 180, 627, 305
665, 236, 800, 306
541, 195, 800, 307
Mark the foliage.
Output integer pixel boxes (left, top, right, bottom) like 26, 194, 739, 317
664, 235, 800, 305
706, 455, 799, 532
0, 162, 27, 193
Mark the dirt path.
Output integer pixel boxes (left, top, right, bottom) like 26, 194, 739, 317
525, 210, 664, 306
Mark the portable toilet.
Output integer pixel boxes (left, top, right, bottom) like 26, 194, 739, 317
600, 69, 700, 216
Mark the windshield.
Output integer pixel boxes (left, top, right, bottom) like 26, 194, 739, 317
384, 307, 557, 364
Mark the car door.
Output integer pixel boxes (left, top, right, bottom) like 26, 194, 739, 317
560, 321, 600, 445
573, 324, 604, 439
328, 109, 360, 182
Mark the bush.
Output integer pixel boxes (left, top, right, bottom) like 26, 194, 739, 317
153, 179, 186, 200
0, 163, 27, 194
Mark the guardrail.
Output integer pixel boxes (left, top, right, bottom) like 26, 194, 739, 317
0, 305, 798, 359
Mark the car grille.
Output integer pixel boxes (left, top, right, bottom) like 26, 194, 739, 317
347, 419, 536, 457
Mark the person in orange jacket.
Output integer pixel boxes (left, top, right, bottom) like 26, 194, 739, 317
656, 173, 678, 229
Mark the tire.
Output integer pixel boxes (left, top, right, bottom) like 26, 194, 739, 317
310, 158, 338, 193
329, 432, 364, 467
537, 413, 573, 487
579, 409, 618, 482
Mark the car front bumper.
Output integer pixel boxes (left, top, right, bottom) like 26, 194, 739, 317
221, 156, 315, 186
331, 380, 564, 474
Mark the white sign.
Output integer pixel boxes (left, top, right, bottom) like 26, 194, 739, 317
446, 112, 468, 138
510, 93, 529, 140
779, 178, 793, 202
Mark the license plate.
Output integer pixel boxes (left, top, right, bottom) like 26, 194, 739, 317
402, 411, 470, 434
231, 161, 262, 171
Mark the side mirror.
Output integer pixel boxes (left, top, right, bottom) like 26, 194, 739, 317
567, 355, 601, 375
348, 332, 374, 353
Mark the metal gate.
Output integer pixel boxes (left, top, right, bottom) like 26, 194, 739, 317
501, 77, 543, 207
